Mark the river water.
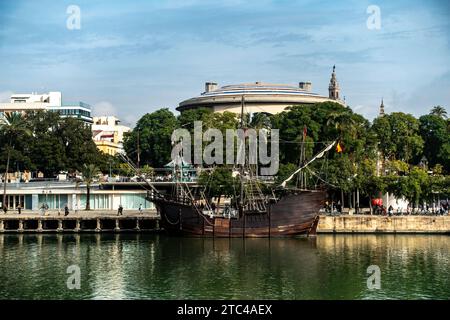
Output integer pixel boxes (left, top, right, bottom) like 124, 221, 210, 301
0, 234, 449, 300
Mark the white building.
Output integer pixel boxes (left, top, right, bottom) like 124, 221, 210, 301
1, 181, 154, 211
92, 116, 131, 155
0, 91, 93, 124
177, 66, 344, 114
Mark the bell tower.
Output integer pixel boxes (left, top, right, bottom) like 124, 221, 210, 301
379, 98, 385, 117
328, 65, 340, 100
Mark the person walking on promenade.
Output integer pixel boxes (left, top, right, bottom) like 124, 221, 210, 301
117, 204, 123, 216
17, 203, 22, 215
3, 205, 7, 214
64, 204, 69, 216
388, 205, 393, 216
74, 203, 78, 214
139, 204, 143, 214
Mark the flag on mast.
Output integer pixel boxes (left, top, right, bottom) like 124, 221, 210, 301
336, 142, 343, 153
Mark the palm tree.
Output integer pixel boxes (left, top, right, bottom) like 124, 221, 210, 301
0, 113, 31, 212
81, 164, 100, 210
430, 106, 447, 119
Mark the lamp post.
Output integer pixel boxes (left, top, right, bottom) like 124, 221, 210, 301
109, 158, 113, 181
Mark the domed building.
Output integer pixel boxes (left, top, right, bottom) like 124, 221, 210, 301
177, 66, 344, 114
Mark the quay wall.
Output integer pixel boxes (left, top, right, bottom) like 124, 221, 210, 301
317, 215, 450, 234
0, 214, 159, 233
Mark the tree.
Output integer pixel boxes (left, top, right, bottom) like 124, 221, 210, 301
398, 167, 430, 210
0, 113, 32, 210
124, 109, 177, 168
250, 112, 272, 129
57, 116, 101, 172
271, 105, 319, 164
430, 105, 447, 119
81, 164, 100, 210
199, 167, 238, 205
419, 114, 449, 172
24, 111, 104, 176
372, 112, 424, 163
177, 107, 213, 132
26, 111, 66, 176
140, 165, 154, 179
275, 163, 298, 186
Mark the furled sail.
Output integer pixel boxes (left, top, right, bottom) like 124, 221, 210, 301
280, 140, 337, 188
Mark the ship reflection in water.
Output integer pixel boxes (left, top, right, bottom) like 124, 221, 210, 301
0, 234, 449, 299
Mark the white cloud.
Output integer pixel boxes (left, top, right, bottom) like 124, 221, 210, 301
92, 101, 118, 117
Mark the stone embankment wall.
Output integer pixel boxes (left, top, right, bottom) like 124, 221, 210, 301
317, 215, 450, 233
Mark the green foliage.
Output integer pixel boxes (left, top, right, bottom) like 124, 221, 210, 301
118, 163, 134, 177
140, 165, 154, 179
275, 163, 298, 186
81, 164, 100, 210
419, 114, 449, 171
384, 160, 409, 175
430, 105, 447, 119
123, 108, 177, 168
0, 111, 105, 176
372, 112, 424, 162
81, 164, 100, 187
177, 107, 213, 132
199, 167, 238, 199
397, 167, 430, 206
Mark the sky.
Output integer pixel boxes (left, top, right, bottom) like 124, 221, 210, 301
0, 0, 449, 126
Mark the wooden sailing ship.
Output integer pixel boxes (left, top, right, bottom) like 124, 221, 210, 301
138, 97, 335, 237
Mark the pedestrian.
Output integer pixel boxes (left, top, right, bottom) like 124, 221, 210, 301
388, 205, 393, 216
40, 204, 45, 216
336, 201, 342, 214
3, 205, 7, 214
17, 203, 22, 215
74, 203, 78, 214
64, 204, 69, 216
117, 204, 123, 216
138, 203, 143, 214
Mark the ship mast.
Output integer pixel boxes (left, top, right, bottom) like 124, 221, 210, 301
237, 95, 268, 213
239, 95, 245, 212
297, 125, 307, 189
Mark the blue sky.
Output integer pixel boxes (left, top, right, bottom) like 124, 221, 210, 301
0, 0, 449, 126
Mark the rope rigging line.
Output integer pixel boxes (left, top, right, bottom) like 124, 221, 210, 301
305, 166, 339, 189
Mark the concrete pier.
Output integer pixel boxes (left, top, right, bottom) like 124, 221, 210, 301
318, 215, 450, 234
0, 210, 160, 233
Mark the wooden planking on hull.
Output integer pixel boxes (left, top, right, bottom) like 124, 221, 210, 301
155, 189, 325, 238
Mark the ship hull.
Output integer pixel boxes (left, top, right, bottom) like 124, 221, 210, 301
153, 190, 325, 237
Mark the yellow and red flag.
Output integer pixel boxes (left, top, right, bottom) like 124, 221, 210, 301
336, 142, 343, 153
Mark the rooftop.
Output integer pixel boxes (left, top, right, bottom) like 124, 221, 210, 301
201, 82, 321, 97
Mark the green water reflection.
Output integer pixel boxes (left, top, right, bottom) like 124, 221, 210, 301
0, 234, 449, 299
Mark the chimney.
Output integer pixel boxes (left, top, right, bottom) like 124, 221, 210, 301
299, 82, 312, 92
205, 82, 218, 93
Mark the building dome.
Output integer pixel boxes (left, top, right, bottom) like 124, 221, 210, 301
177, 70, 344, 114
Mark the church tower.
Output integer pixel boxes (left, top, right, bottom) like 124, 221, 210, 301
379, 98, 385, 117
328, 65, 340, 100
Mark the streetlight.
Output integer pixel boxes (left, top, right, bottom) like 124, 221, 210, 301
108, 158, 113, 180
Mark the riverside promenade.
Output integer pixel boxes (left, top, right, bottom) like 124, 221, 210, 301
317, 215, 450, 234
0, 210, 159, 233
